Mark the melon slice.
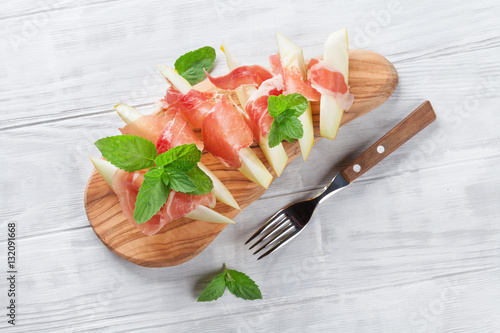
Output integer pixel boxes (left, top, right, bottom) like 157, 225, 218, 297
115, 103, 142, 123
320, 28, 349, 140
89, 156, 117, 187
185, 205, 234, 224
237, 147, 273, 188
276, 33, 315, 161
157, 65, 191, 94
221, 41, 288, 176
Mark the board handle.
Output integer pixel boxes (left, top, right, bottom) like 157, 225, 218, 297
340, 101, 436, 183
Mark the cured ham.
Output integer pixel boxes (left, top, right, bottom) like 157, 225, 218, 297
270, 53, 320, 101
119, 108, 175, 144
112, 169, 163, 236
112, 169, 215, 236
269, 54, 283, 76
156, 112, 204, 154
163, 87, 215, 129
205, 65, 273, 90
307, 58, 354, 111
162, 191, 215, 223
245, 74, 284, 139
282, 66, 321, 101
202, 96, 254, 168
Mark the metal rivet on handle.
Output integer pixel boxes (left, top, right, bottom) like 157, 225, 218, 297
353, 164, 361, 172
377, 145, 385, 153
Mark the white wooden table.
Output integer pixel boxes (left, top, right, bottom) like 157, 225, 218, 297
1, 0, 499, 331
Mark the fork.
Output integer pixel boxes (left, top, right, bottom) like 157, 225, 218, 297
246, 101, 436, 259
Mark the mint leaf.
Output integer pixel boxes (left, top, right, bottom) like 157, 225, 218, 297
267, 93, 309, 148
161, 173, 170, 188
95, 135, 157, 172
133, 167, 170, 224
197, 272, 227, 302
144, 166, 164, 178
155, 143, 200, 171
281, 117, 303, 142
175, 46, 216, 85
167, 172, 198, 193
268, 95, 287, 117
197, 265, 262, 302
268, 120, 284, 148
225, 269, 262, 300
185, 166, 213, 196
284, 93, 308, 116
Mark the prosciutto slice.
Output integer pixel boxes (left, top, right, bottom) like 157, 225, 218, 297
163, 87, 215, 129
269, 54, 320, 101
119, 108, 175, 144
244, 74, 284, 139
307, 58, 354, 110
161, 191, 215, 224
202, 96, 254, 168
112, 169, 167, 236
156, 112, 203, 154
205, 65, 274, 90
269, 54, 283, 75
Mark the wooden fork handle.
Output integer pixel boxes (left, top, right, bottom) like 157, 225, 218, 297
340, 101, 436, 184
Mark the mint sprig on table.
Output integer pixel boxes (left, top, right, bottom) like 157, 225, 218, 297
198, 264, 262, 302
175, 46, 216, 85
95, 136, 213, 224
267, 93, 309, 148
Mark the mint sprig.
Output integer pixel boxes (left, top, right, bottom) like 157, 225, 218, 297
94, 137, 213, 224
174, 46, 216, 85
198, 264, 262, 302
267, 93, 309, 148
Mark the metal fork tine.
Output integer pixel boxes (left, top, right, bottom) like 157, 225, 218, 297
253, 224, 295, 255
248, 215, 291, 250
257, 229, 302, 260
245, 210, 286, 245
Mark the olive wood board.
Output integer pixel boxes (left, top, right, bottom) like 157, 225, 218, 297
84, 49, 398, 267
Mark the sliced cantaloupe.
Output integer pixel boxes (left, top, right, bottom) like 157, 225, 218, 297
276, 33, 315, 161
185, 205, 235, 224
320, 28, 349, 140
237, 147, 273, 189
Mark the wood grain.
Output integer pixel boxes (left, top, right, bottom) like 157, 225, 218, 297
84, 49, 398, 267
341, 101, 436, 183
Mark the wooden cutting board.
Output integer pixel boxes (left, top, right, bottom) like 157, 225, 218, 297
84, 49, 398, 267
